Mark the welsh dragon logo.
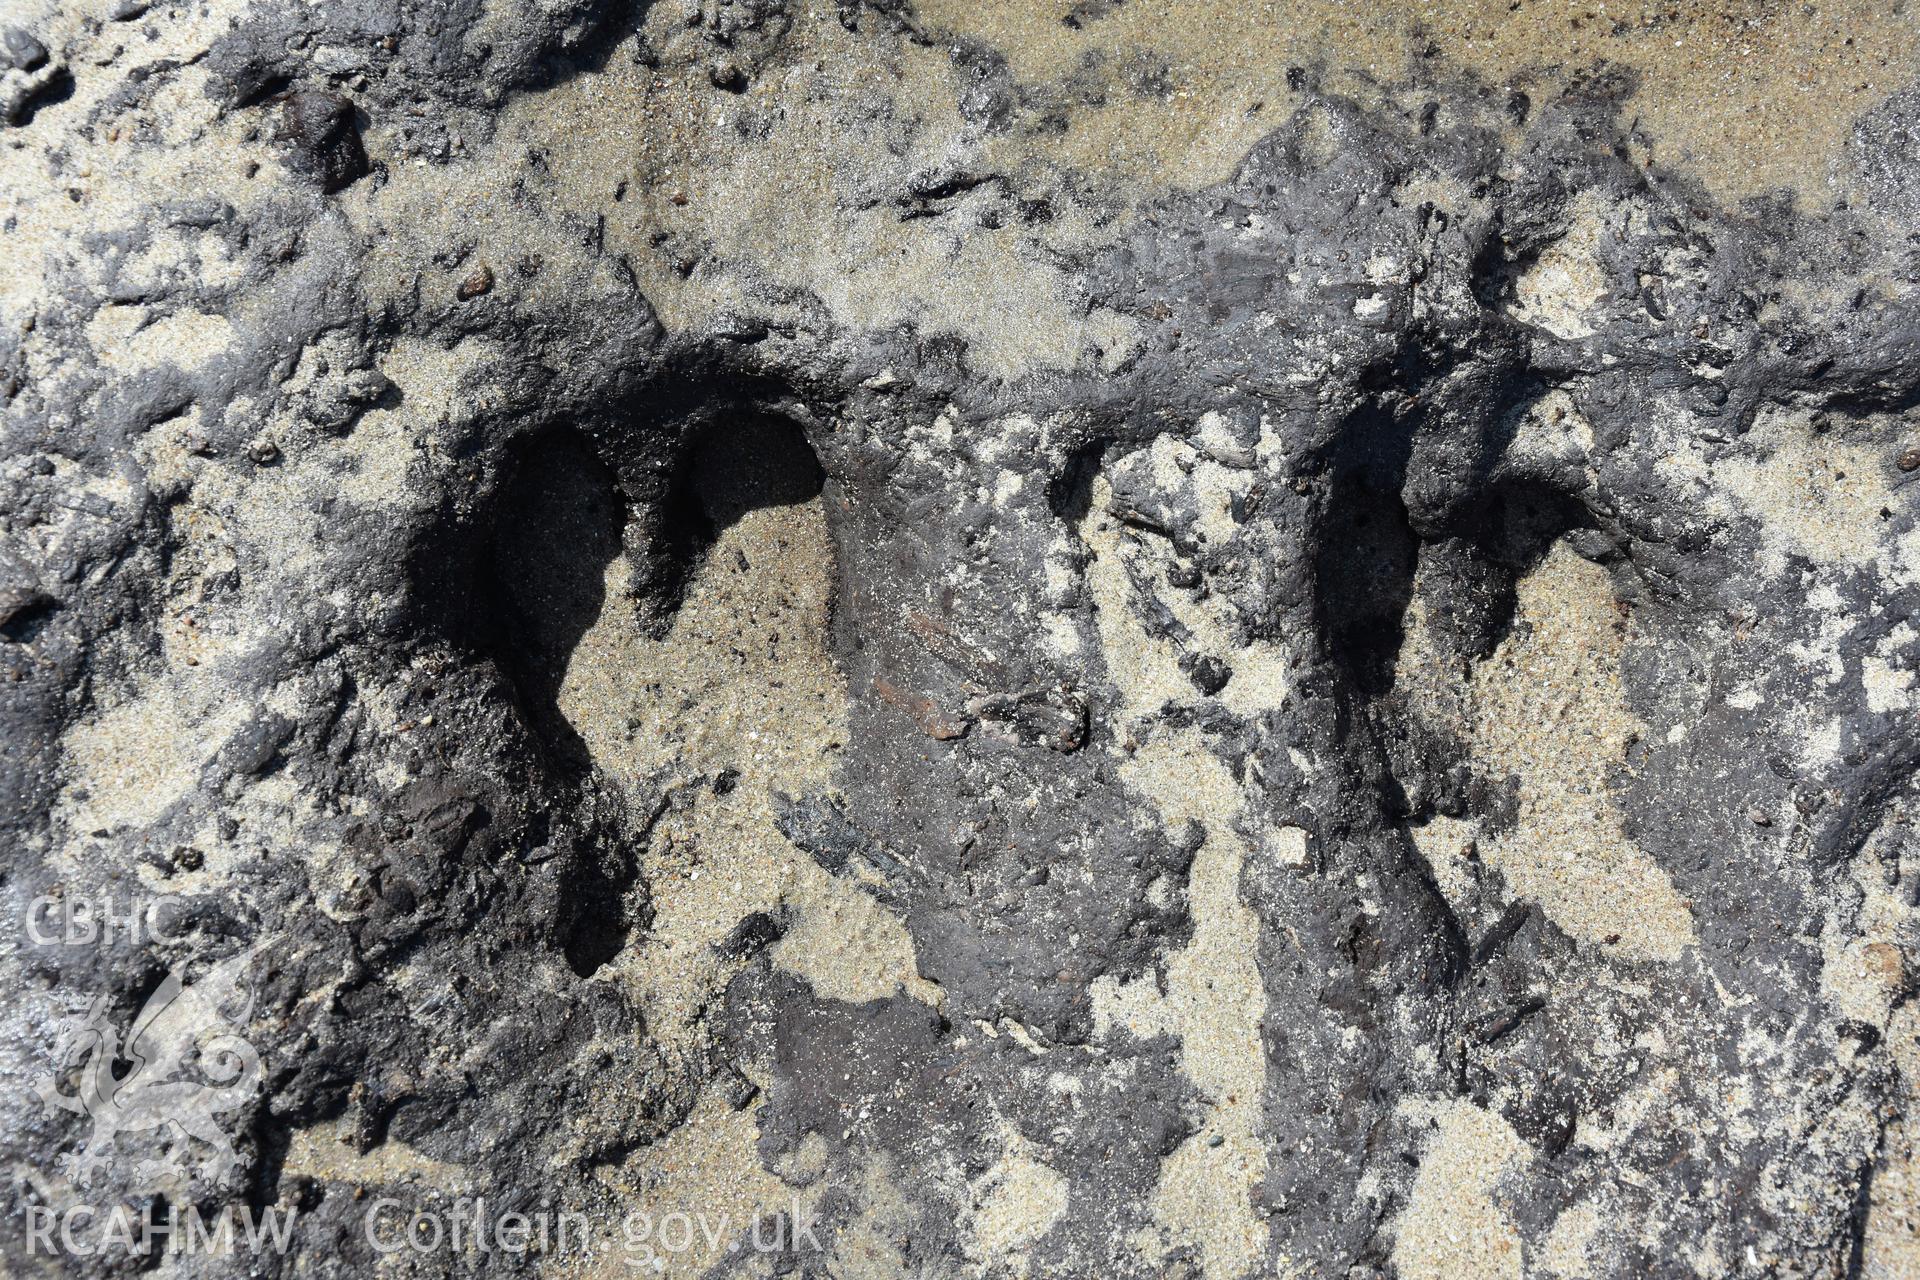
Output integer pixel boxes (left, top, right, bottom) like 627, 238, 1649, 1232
34, 945, 265, 1189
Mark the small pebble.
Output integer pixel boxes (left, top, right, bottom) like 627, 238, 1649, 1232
247, 439, 280, 464
1748, 807, 1772, 828
1897, 445, 1920, 473
1187, 654, 1231, 696
457, 264, 494, 300
0, 27, 49, 73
